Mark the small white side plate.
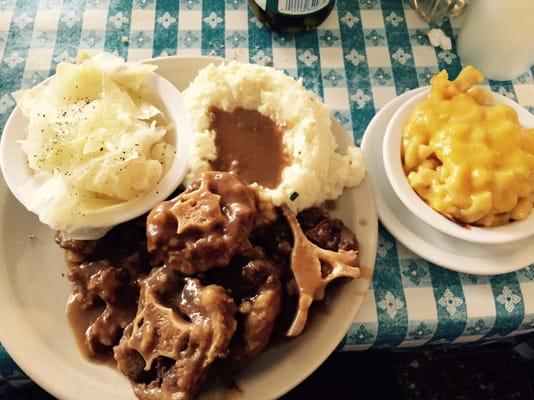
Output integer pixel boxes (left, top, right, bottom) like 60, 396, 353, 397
361, 87, 534, 276
382, 88, 534, 245
0, 72, 194, 240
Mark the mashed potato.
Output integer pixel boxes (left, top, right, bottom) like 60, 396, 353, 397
183, 62, 365, 211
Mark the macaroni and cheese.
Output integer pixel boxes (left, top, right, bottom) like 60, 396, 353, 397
402, 66, 534, 227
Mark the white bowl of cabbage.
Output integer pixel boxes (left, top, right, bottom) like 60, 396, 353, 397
0, 52, 193, 239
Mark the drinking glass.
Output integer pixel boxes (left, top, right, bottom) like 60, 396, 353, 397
457, 0, 534, 80
409, 0, 468, 24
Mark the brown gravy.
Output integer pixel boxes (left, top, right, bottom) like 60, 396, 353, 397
209, 107, 289, 189
67, 294, 116, 367
323, 199, 337, 211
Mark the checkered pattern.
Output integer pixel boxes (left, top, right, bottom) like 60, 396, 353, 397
1, 2, 534, 386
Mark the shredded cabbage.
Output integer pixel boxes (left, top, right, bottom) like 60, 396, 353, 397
14, 52, 174, 232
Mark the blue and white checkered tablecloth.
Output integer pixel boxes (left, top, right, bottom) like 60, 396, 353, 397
1, 0, 534, 395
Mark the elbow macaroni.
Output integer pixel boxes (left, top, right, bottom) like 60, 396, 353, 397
402, 66, 534, 227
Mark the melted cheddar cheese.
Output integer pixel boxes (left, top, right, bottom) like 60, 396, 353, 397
402, 66, 534, 227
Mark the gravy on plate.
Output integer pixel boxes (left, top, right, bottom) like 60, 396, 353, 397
209, 107, 289, 189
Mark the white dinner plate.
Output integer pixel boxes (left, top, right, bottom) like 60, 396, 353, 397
361, 87, 534, 276
0, 56, 378, 400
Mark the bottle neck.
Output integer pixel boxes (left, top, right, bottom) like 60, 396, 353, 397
249, 0, 336, 34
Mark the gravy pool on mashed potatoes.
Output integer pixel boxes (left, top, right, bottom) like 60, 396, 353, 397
183, 62, 366, 211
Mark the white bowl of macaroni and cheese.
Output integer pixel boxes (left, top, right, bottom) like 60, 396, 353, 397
383, 66, 534, 245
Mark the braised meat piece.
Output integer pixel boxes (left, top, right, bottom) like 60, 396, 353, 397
68, 260, 138, 356
250, 209, 292, 270
250, 211, 296, 332
250, 207, 361, 337
55, 233, 99, 257
251, 206, 359, 270
230, 257, 282, 369
146, 171, 257, 275
282, 206, 360, 337
56, 216, 151, 269
57, 217, 151, 361
297, 207, 359, 252
114, 266, 237, 400
205, 248, 282, 369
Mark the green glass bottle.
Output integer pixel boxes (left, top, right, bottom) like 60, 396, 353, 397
249, 0, 336, 34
